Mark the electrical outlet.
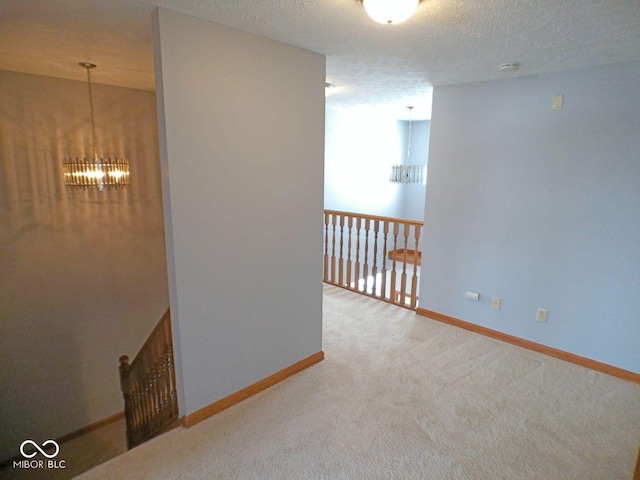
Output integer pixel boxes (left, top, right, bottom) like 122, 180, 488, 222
492, 297, 501, 310
536, 308, 548, 323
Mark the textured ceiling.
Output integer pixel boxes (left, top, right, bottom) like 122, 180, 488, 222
1, 0, 639, 119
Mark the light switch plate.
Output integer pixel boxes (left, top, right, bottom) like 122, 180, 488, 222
552, 95, 563, 110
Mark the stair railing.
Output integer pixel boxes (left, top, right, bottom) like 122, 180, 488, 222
119, 308, 179, 449
323, 210, 423, 309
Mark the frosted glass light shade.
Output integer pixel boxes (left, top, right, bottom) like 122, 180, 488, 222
362, 0, 419, 24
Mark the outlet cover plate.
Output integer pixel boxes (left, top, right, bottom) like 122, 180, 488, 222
536, 308, 548, 323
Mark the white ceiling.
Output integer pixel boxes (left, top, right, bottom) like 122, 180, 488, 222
1, 0, 639, 119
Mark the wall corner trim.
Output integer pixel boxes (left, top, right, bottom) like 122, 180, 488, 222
415, 308, 640, 385
183, 351, 325, 428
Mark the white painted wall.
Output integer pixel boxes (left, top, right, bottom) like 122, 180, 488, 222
399, 120, 430, 221
421, 62, 640, 373
153, 8, 325, 416
324, 107, 404, 217
0, 71, 168, 461
324, 108, 430, 221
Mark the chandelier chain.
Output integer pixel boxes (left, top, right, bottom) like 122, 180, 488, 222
84, 64, 98, 161
406, 106, 413, 166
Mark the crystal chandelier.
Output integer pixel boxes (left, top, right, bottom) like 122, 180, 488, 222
390, 106, 425, 184
63, 62, 130, 190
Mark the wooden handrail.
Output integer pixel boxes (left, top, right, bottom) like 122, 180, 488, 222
324, 209, 423, 227
119, 308, 179, 449
323, 210, 423, 310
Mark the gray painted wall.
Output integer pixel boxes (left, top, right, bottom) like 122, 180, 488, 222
153, 8, 325, 416
421, 62, 640, 373
0, 71, 168, 461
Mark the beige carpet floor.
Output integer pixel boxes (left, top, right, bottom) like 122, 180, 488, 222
68, 285, 640, 478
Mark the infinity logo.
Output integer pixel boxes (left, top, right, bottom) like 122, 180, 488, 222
19, 440, 60, 459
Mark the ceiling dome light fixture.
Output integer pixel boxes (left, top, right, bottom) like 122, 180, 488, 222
325, 82, 335, 96
359, 0, 419, 25
63, 62, 130, 191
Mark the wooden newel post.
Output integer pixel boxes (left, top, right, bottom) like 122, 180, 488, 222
119, 355, 132, 449
119, 355, 130, 382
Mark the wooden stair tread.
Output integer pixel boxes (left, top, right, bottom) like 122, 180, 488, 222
388, 248, 421, 266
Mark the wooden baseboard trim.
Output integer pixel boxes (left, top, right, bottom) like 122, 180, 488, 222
416, 308, 640, 385
56, 411, 125, 445
0, 411, 126, 468
183, 351, 325, 428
